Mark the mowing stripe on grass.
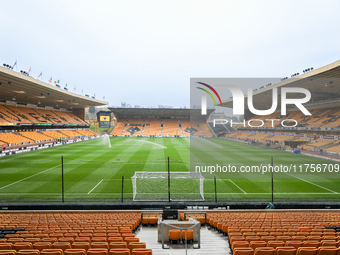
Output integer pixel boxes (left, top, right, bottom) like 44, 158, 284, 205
88, 179, 104, 194
0, 164, 61, 191
228, 179, 247, 194
285, 173, 338, 194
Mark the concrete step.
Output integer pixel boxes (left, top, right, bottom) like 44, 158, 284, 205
136, 224, 230, 255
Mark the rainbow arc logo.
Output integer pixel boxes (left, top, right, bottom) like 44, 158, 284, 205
196, 82, 223, 106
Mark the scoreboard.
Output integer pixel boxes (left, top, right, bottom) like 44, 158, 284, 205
97, 111, 111, 128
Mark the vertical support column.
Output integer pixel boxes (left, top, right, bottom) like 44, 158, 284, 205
121, 175, 124, 203
214, 176, 217, 203
61, 155, 64, 203
168, 156, 170, 202
271, 157, 274, 203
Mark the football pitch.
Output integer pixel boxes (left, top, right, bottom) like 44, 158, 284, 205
0, 136, 340, 203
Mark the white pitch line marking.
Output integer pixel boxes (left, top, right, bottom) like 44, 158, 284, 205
0, 192, 337, 196
285, 173, 338, 194
87, 179, 104, 194
0, 164, 61, 190
205, 192, 338, 195
228, 179, 247, 194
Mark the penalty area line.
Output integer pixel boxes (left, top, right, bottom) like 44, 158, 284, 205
88, 179, 104, 194
228, 179, 247, 194
0, 164, 61, 191
285, 173, 338, 194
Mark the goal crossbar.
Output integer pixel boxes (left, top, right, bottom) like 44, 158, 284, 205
131, 171, 204, 202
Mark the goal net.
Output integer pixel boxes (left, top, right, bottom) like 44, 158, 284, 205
131, 172, 205, 201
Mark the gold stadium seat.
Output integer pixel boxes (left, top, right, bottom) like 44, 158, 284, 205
254, 247, 275, 255
64, 250, 86, 255
108, 249, 130, 255
17, 251, 40, 255
40, 249, 63, 255
87, 249, 108, 255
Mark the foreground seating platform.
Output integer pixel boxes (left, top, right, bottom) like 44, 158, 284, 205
205, 211, 340, 255
0, 213, 152, 255
2, 211, 340, 255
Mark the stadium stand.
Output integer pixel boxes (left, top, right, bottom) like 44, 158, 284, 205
52, 111, 88, 125
76, 130, 98, 136
142, 119, 161, 136
226, 131, 340, 151
0, 132, 33, 146
323, 143, 340, 153
111, 119, 126, 136
0, 129, 98, 147
122, 119, 144, 136
247, 133, 271, 141
266, 135, 294, 143
19, 132, 54, 143
204, 211, 340, 255
162, 119, 181, 136
180, 119, 200, 136
59, 130, 83, 138
302, 138, 335, 151
0, 105, 33, 125
3, 211, 340, 255
41, 131, 69, 139
240, 107, 340, 129
197, 120, 213, 137
0, 105, 88, 126
0, 213, 153, 255
111, 117, 214, 137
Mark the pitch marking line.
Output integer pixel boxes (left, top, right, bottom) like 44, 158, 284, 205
0, 164, 61, 191
88, 179, 104, 194
0, 192, 338, 196
285, 173, 338, 194
228, 179, 247, 194
205, 192, 339, 195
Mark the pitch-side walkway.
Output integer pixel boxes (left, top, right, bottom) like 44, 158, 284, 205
136, 224, 231, 255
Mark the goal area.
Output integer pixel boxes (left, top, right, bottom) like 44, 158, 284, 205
131, 171, 205, 201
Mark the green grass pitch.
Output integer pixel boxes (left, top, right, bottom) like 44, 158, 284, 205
0, 136, 339, 203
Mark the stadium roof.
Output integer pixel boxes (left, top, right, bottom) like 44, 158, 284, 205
109, 107, 214, 119
0, 66, 108, 109
221, 59, 340, 111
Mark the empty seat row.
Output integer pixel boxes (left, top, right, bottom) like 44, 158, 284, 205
0, 214, 151, 255
0, 248, 152, 255
231, 240, 340, 251
233, 246, 340, 255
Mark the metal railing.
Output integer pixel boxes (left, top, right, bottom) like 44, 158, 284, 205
183, 212, 206, 223
159, 216, 201, 253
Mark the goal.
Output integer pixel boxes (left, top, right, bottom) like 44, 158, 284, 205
131, 171, 205, 201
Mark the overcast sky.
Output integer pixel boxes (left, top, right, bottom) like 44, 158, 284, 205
1, 0, 339, 108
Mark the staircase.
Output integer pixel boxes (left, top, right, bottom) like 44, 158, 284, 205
206, 122, 217, 137
197, 124, 204, 136
136, 224, 231, 254
179, 124, 184, 137
121, 125, 126, 136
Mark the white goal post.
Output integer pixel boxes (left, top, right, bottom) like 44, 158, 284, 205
131, 171, 205, 201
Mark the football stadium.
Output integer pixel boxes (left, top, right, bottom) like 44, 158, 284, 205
2, 1, 340, 254
2, 59, 340, 254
